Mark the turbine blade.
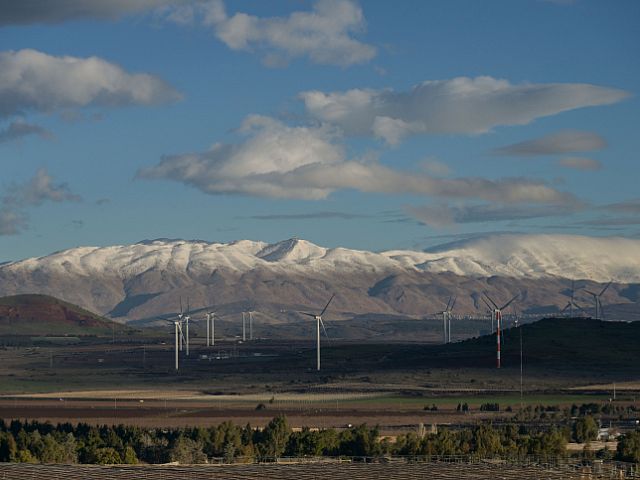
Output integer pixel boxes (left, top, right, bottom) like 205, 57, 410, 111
574, 302, 588, 315
481, 297, 493, 311
450, 296, 457, 312
319, 317, 329, 338
298, 312, 317, 318
445, 296, 453, 310
598, 281, 612, 297
319, 294, 335, 317
484, 293, 499, 309
180, 297, 183, 315
501, 294, 519, 311
583, 290, 598, 297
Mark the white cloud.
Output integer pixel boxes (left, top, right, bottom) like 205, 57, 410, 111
139, 115, 578, 205
0, 120, 51, 143
301, 77, 630, 144
19, 169, 82, 205
0, 208, 26, 235
0, 0, 180, 25
557, 156, 602, 171
0, 168, 81, 236
406, 203, 581, 227
161, 0, 376, 67
0, 49, 182, 118
493, 130, 607, 156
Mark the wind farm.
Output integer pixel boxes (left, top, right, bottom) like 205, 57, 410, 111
1, 0, 639, 476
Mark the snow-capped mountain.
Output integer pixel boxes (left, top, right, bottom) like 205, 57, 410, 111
0, 234, 639, 322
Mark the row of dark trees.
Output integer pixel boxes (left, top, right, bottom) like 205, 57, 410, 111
0, 417, 638, 465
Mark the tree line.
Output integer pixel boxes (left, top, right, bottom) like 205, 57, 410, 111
0, 416, 638, 464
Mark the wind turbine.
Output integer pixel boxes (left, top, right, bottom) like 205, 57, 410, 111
560, 299, 589, 317
484, 293, 519, 369
242, 312, 246, 341
206, 311, 216, 346
584, 281, 612, 320
438, 296, 456, 344
299, 294, 334, 371
183, 299, 191, 356
165, 317, 186, 372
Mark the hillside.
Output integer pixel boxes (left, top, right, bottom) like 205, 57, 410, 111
392, 317, 640, 372
0, 294, 122, 336
0, 235, 638, 323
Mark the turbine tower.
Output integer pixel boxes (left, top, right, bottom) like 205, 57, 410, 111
165, 317, 186, 372
484, 293, 519, 369
206, 311, 216, 346
584, 281, 612, 320
242, 312, 246, 341
299, 294, 334, 371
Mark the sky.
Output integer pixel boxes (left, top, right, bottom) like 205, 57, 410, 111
0, 0, 639, 261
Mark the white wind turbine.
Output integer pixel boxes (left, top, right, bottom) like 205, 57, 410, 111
584, 281, 612, 320
206, 311, 216, 346
182, 298, 191, 356
165, 314, 186, 372
299, 294, 335, 371
241, 312, 246, 341
438, 296, 456, 344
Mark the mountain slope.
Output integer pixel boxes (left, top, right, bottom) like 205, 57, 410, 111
0, 294, 122, 336
0, 234, 638, 322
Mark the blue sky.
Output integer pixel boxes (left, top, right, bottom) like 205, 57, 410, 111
0, 0, 639, 260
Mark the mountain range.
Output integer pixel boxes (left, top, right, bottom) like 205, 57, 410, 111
0, 234, 639, 325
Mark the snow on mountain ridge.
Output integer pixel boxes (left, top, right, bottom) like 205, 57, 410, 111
3, 234, 640, 283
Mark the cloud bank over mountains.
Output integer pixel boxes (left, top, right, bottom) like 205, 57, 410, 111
301, 77, 629, 144
138, 115, 577, 206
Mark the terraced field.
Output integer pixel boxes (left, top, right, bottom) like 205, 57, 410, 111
1, 460, 638, 480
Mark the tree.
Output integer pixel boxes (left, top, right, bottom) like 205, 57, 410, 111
258, 415, 290, 458
169, 436, 207, 464
573, 416, 598, 443
0, 432, 17, 462
94, 447, 122, 465
616, 430, 640, 463
122, 446, 138, 464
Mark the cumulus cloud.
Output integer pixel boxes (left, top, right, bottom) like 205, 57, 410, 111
300, 77, 629, 144
493, 130, 607, 156
0, 49, 182, 119
0, 120, 51, 143
557, 156, 602, 171
160, 0, 376, 66
406, 203, 581, 227
138, 115, 578, 205
5, 168, 82, 207
0, 168, 81, 235
0, 0, 179, 25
